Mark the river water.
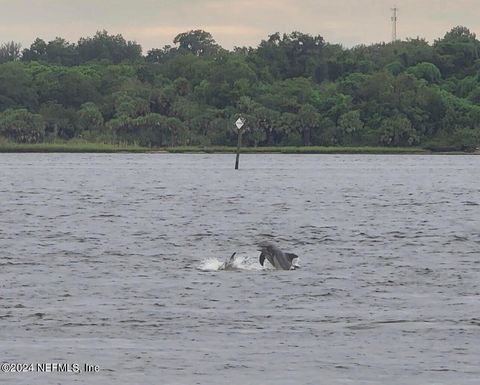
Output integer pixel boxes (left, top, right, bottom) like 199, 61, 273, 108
0, 154, 479, 385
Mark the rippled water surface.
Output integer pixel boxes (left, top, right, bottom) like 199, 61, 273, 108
1, 154, 479, 385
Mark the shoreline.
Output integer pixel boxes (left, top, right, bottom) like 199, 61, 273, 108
0, 143, 477, 155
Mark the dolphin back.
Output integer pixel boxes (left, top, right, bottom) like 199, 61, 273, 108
285, 253, 299, 262
258, 243, 277, 267
258, 243, 298, 270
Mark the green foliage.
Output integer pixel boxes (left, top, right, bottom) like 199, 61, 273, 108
0, 26, 479, 151
39, 102, 77, 139
378, 114, 419, 146
22, 37, 78, 66
45, 38, 78, 66
434, 26, 480, 76
255, 32, 326, 81
0, 62, 38, 111
78, 30, 142, 64
0, 108, 45, 143
425, 127, 480, 152
21, 38, 47, 62
77, 102, 104, 132
385, 61, 404, 76
36, 68, 100, 108
337, 110, 364, 145
0, 41, 22, 63
173, 30, 221, 56
407, 62, 442, 82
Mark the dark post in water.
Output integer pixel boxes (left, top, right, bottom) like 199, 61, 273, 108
234, 117, 246, 170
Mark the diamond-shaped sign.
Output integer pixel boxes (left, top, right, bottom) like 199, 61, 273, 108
235, 118, 245, 130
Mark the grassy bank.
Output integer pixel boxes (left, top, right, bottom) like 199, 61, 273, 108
166, 146, 429, 154
0, 143, 431, 154
6, 142, 477, 154
0, 142, 150, 153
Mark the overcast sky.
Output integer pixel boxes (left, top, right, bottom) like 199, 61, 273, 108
1, 0, 479, 52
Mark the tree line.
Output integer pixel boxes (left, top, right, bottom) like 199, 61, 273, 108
1, 27, 479, 150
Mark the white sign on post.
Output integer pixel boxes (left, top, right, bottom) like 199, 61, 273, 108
235, 118, 245, 130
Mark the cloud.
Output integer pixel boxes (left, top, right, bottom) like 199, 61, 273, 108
0, 0, 479, 50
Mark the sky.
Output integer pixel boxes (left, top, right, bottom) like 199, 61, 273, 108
0, 0, 479, 52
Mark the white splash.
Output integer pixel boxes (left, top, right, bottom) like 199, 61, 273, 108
291, 258, 301, 270
197, 254, 265, 272
197, 257, 225, 271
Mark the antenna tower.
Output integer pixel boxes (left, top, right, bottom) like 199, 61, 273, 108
391, 7, 398, 42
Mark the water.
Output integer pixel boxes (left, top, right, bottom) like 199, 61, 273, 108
0, 154, 479, 385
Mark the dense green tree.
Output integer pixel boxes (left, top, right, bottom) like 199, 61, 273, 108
0, 27, 479, 149
256, 32, 326, 81
77, 102, 104, 132
21, 38, 47, 62
173, 30, 221, 56
22, 38, 78, 66
0, 108, 45, 143
166, 117, 186, 146
45, 38, 78, 66
146, 45, 175, 63
379, 114, 418, 146
278, 112, 302, 145
0, 62, 37, 111
337, 110, 364, 144
298, 104, 320, 145
39, 102, 77, 139
434, 26, 480, 76
407, 62, 442, 83
77, 31, 142, 64
315, 117, 338, 145
0, 41, 22, 63
150, 85, 176, 116
249, 106, 280, 146
35, 68, 100, 108
113, 92, 149, 118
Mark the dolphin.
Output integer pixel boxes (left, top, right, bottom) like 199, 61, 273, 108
258, 242, 300, 270
219, 252, 239, 271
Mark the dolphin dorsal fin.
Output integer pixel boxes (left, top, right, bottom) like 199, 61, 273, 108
285, 253, 299, 262
259, 251, 266, 266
